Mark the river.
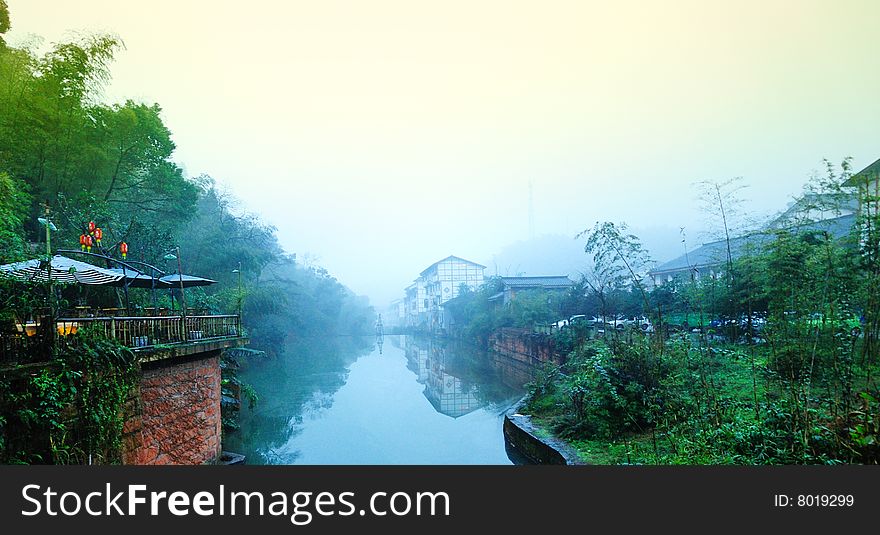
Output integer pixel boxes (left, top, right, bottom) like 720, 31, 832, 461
224, 335, 534, 464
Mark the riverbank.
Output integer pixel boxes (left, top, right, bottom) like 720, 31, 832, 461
503, 397, 586, 465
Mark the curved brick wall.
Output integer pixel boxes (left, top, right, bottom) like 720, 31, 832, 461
123, 352, 222, 465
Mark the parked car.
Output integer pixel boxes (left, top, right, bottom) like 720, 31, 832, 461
605, 316, 629, 330
550, 314, 589, 330
569, 314, 588, 325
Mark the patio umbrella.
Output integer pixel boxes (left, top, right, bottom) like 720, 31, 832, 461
0, 255, 125, 285
106, 268, 173, 289
159, 273, 217, 317
159, 274, 218, 287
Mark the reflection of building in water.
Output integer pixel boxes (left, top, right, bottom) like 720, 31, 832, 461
489, 351, 535, 388
425, 359, 482, 418
404, 337, 483, 418
404, 336, 430, 382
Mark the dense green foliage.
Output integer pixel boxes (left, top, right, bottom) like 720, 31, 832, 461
0, 9, 374, 462
0, 10, 373, 346
442, 277, 567, 345
0, 172, 30, 261
0, 328, 138, 464
522, 163, 880, 464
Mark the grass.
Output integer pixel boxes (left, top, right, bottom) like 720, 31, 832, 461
530, 413, 658, 464
524, 339, 779, 465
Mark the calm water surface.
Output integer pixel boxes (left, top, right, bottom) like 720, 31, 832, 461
225, 335, 532, 464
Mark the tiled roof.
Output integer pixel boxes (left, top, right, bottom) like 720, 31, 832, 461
843, 157, 880, 187
500, 276, 574, 289
650, 214, 856, 276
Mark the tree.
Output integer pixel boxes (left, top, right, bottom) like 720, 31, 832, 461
25, 35, 122, 196
578, 221, 654, 330
179, 177, 280, 279
0, 1, 10, 43
0, 172, 29, 262
92, 101, 180, 201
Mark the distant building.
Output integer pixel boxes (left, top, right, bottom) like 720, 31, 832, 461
648, 158, 880, 287
404, 278, 428, 328
418, 255, 486, 331
488, 276, 575, 305
385, 299, 405, 328
767, 192, 857, 229
649, 214, 856, 286
843, 157, 880, 220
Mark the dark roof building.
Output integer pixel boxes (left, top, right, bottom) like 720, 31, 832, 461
499, 276, 575, 290
843, 157, 880, 187
767, 192, 858, 229
489, 275, 575, 304
843, 158, 880, 227
649, 214, 856, 284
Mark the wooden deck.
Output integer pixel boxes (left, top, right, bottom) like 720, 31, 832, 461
1, 314, 246, 367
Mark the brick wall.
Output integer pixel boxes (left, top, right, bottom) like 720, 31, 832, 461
122, 352, 222, 465
490, 328, 565, 367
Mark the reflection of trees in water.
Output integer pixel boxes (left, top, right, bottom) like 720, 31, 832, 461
224, 336, 374, 464
404, 336, 528, 418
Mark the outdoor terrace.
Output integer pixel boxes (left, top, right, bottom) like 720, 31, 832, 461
1, 313, 246, 367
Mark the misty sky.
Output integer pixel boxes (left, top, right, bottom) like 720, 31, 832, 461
7, 0, 880, 306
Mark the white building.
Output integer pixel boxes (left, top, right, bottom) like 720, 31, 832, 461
418, 255, 485, 331
404, 278, 428, 327
385, 299, 405, 328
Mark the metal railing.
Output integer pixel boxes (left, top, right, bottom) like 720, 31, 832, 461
61, 315, 242, 348
0, 329, 52, 366
0, 315, 243, 365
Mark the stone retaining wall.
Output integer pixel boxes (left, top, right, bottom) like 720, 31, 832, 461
122, 352, 222, 465
503, 397, 584, 465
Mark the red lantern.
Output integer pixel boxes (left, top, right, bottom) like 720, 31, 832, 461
79, 234, 87, 252
94, 227, 103, 246
88, 221, 96, 234
120, 241, 128, 259
85, 235, 93, 253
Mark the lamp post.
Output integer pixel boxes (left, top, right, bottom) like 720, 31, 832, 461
37, 206, 58, 341
37, 209, 56, 259
164, 247, 187, 340
232, 262, 242, 319
163, 252, 176, 310
37, 206, 57, 289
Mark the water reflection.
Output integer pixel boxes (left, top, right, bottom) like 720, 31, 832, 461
223, 336, 374, 464
225, 335, 531, 464
404, 336, 522, 419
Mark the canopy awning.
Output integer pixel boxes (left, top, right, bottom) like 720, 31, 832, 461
159, 273, 218, 287
106, 268, 173, 288
0, 255, 125, 285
